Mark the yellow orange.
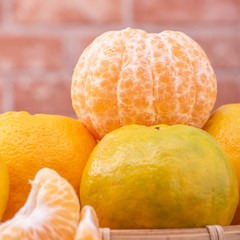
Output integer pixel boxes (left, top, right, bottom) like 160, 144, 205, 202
0, 112, 96, 221
0, 155, 9, 220
72, 27, 217, 139
203, 104, 240, 225
81, 124, 238, 228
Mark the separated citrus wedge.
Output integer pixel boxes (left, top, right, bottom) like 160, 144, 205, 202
0, 168, 80, 240
74, 206, 101, 240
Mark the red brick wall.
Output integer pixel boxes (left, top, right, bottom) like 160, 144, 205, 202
0, 0, 239, 116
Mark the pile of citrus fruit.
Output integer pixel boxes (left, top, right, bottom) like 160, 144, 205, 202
0, 27, 239, 239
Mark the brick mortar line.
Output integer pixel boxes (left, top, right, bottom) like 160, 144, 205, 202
1, 78, 14, 112
0, 70, 73, 82
0, 0, 16, 114
62, 34, 79, 74
122, 0, 133, 26
0, 23, 124, 35
0, 22, 239, 36
1, 0, 15, 30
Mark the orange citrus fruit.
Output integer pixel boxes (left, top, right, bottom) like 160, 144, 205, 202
0, 112, 96, 221
0, 155, 9, 220
74, 205, 101, 240
80, 124, 238, 229
0, 168, 80, 239
72, 27, 217, 139
203, 104, 240, 225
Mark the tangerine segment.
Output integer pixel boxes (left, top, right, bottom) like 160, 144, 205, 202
151, 31, 196, 124
72, 45, 100, 139
118, 28, 156, 126
84, 30, 124, 138
72, 27, 217, 139
0, 168, 80, 240
168, 31, 217, 127
74, 206, 101, 240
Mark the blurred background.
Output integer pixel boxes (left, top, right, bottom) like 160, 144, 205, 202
0, 0, 239, 117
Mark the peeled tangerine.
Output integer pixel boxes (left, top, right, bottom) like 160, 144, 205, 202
72, 27, 217, 139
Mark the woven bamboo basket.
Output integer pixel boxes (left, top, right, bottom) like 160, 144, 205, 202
99, 225, 240, 240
